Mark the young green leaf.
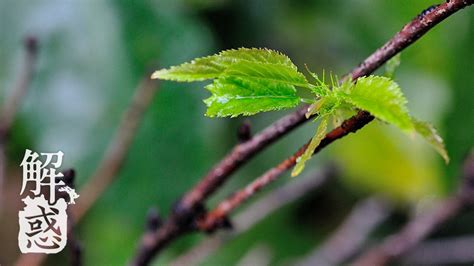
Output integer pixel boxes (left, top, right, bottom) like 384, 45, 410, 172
224, 61, 308, 88
340, 76, 414, 132
204, 76, 300, 117
412, 118, 449, 163
292, 117, 328, 177
305, 94, 341, 119
304, 66, 332, 96
151, 48, 303, 82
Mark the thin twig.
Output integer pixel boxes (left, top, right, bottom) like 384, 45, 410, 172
15, 75, 159, 266
0, 36, 38, 212
72, 76, 159, 220
295, 197, 391, 266
196, 111, 374, 231
170, 166, 336, 266
61, 169, 83, 266
352, 150, 474, 266
15, 169, 81, 266
130, 1, 474, 264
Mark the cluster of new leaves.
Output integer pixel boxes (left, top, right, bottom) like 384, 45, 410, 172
152, 48, 448, 176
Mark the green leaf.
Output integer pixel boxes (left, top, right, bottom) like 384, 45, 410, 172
340, 75, 414, 132
224, 61, 308, 87
292, 117, 328, 177
305, 94, 341, 119
412, 118, 449, 163
151, 48, 302, 82
304, 66, 332, 96
204, 76, 300, 117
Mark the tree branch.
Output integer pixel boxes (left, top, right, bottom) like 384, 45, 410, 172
61, 169, 83, 266
0, 36, 38, 212
72, 75, 159, 220
352, 150, 474, 266
130, 1, 474, 265
15, 74, 159, 266
295, 197, 391, 266
170, 166, 336, 266
196, 111, 374, 232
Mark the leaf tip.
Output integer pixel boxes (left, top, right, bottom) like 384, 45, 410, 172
150, 70, 161, 79
291, 161, 303, 177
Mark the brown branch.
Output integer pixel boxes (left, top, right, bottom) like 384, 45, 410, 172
170, 166, 336, 266
61, 169, 83, 266
295, 197, 391, 266
196, 111, 374, 231
15, 169, 82, 266
352, 150, 474, 266
15, 75, 159, 266
130, 1, 474, 265
72, 75, 159, 220
0, 36, 38, 212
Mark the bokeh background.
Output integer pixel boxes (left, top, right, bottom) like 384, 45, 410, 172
1, 0, 473, 265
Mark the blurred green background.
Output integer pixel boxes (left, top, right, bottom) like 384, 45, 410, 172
1, 0, 473, 265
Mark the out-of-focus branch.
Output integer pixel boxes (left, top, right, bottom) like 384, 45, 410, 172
0, 36, 38, 211
15, 75, 159, 266
352, 150, 474, 266
130, 1, 474, 265
170, 166, 336, 266
72, 75, 159, 220
60, 169, 83, 266
401, 235, 474, 265
296, 197, 391, 266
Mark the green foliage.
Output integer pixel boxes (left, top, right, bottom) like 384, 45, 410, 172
153, 48, 312, 117
204, 76, 300, 117
151, 48, 307, 84
292, 117, 328, 176
152, 48, 448, 176
412, 119, 449, 163
338, 76, 414, 132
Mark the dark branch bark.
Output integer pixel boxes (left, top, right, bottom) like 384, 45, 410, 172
196, 111, 374, 231
170, 166, 335, 266
61, 169, 83, 266
130, 1, 474, 265
352, 150, 474, 266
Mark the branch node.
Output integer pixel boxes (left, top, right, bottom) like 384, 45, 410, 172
172, 200, 206, 229
237, 120, 252, 143
24, 36, 38, 55
146, 207, 163, 232
61, 169, 76, 188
